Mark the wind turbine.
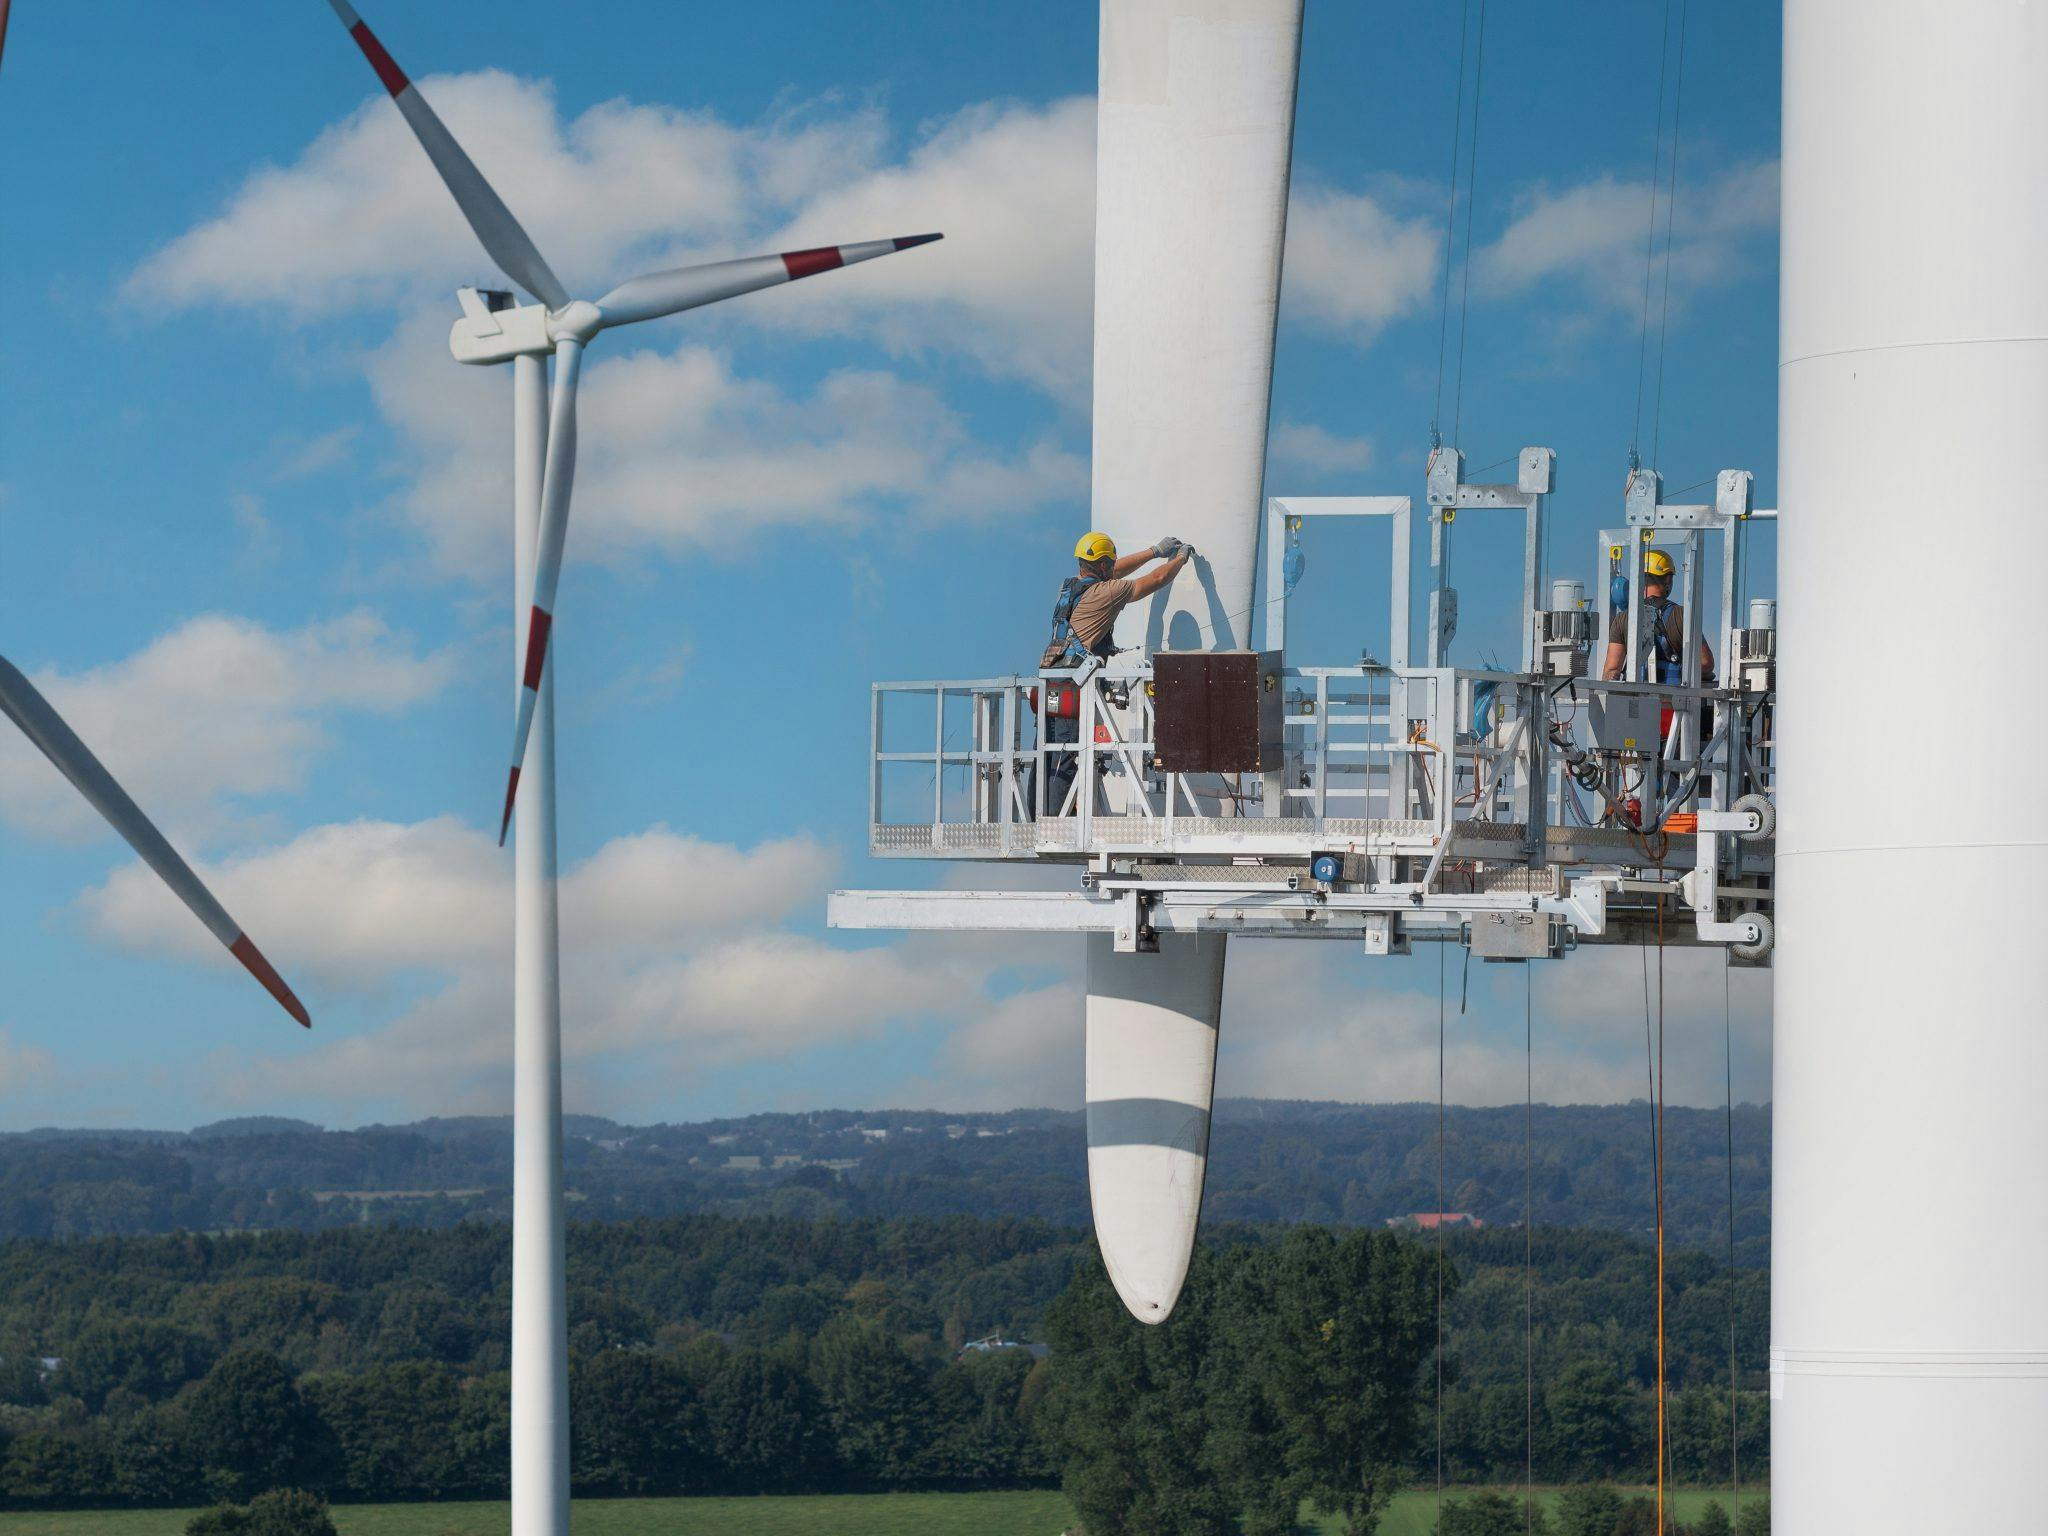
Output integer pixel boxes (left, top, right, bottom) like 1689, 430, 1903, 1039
0, 656, 310, 1027
319, 5, 939, 1529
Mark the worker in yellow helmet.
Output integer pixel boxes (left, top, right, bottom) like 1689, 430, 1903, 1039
1603, 548, 1715, 684
1032, 531, 1192, 815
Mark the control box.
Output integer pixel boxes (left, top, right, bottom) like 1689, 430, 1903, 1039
1589, 690, 1661, 755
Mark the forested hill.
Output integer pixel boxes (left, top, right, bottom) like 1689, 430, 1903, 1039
0, 1099, 1766, 1250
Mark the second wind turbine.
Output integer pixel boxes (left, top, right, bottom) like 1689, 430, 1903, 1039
320, 4, 940, 1532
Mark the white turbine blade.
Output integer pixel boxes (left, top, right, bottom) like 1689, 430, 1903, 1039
1092, 0, 1300, 654
0, 654, 311, 1028
499, 337, 582, 843
1082, 0, 1302, 1325
594, 234, 941, 331
325, 0, 570, 312
1085, 934, 1225, 1323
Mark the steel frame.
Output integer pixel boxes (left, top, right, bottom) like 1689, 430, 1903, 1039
841, 446, 1777, 962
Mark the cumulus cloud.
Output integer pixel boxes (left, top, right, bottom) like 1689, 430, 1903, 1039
1476, 159, 1779, 315
128, 72, 879, 318
1282, 183, 1443, 340
0, 613, 453, 844
369, 312, 1086, 570
0, 1033, 55, 1097
128, 73, 1088, 391
79, 816, 967, 1118
1269, 422, 1376, 478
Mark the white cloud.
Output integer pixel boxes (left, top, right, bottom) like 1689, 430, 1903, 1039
1476, 159, 1779, 314
128, 72, 876, 318
1270, 422, 1376, 477
750, 97, 1098, 396
0, 613, 453, 844
1282, 184, 1443, 339
0, 1033, 55, 1098
79, 815, 964, 1118
128, 72, 1088, 392
368, 312, 1085, 570
82, 817, 824, 987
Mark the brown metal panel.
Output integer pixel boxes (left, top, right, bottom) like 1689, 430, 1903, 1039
1153, 652, 1213, 772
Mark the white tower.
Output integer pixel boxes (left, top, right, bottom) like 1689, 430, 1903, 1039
1774, 0, 2048, 1524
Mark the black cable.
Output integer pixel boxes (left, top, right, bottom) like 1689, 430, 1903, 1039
1450, 0, 1491, 450
1432, 0, 1475, 443
1436, 938, 1447, 1520
1524, 961, 1535, 1535
1631, 0, 1676, 462
1650, 0, 1691, 471
1725, 953, 1741, 1520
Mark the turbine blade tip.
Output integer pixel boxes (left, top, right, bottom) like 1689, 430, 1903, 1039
894, 233, 943, 250
498, 767, 521, 847
228, 934, 313, 1029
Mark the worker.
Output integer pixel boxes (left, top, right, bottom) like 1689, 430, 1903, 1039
1602, 549, 1714, 684
1032, 532, 1193, 816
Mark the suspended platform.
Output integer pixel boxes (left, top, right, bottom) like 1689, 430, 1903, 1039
831, 450, 1779, 965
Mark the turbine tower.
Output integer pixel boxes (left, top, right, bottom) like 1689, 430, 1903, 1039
1084, 0, 1302, 1322
318, 7, 938, 1529
1775, 0, 2048, 1525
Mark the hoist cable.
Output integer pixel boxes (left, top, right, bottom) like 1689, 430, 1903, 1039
1434, 939, 1447, 1521
1654, 890, 1670, 1534
1724, 953, 1742, 1520
1523, 962, 1535, 1535
1650, 0, 1692, 471
1431, 0, 1475, 442
1630, 0, 1676, 462
1449, 0, 1491, 450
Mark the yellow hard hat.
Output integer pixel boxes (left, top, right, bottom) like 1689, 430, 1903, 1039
1643, 549, 1676, 580
1075, 531, 1117, 564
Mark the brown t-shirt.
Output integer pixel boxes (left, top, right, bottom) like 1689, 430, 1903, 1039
1609, 601, 1685, 652
1040, 578, 1136, 666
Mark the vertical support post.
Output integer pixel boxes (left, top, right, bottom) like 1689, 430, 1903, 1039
1391, 501, 1413, 821
869, 686, 883, 838
509, 352, 568, 1536
931, 687, 946, 831
1263, 498, 1288, 656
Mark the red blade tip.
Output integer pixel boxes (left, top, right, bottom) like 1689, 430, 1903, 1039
521, 608, 553, 691
348, 21, 409, 97
229, 934, 312, 1029
498, 765, 521, 847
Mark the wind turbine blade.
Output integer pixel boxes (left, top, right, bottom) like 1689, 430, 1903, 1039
594, 234, 942, 331
500, 337, 582, 843
324, 0, 570, 312
0, 655, 311, 1028
0, 0, 13, 74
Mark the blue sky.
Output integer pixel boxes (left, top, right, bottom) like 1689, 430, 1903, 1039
0, 0, 1780, 1130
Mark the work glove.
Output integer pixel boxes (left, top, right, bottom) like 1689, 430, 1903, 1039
1153, 536, 1186, 559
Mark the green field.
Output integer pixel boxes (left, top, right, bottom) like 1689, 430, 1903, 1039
0, 1487, 1761, 1535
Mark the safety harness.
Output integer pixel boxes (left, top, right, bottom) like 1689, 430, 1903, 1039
1042, 573, 1112, 669
1644, 595, 1684, 685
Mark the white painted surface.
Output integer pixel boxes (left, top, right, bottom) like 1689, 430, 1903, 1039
1092, 0, 1302, 654
509, 354, 569, 1536
1776, 1, 2048, 1523
1082, 0, 1301, 1325
1085, 934, 1227, 1322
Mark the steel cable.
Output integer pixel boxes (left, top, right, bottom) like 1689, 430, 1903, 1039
1631, 0, 1677, 462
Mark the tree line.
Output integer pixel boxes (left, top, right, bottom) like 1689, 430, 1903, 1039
0, 1214, 1766, 1528
0, 1099, 1769, 1251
